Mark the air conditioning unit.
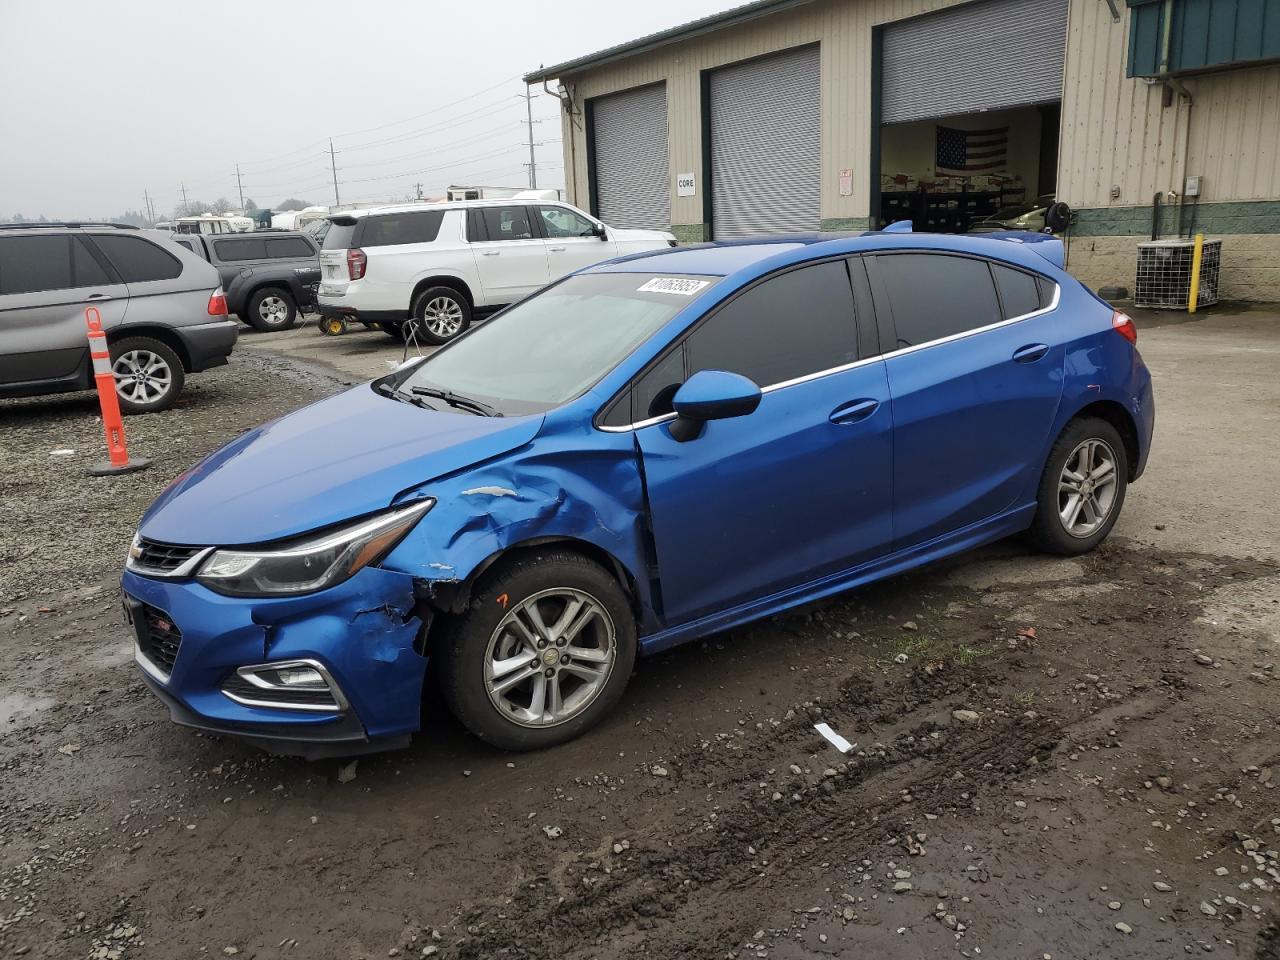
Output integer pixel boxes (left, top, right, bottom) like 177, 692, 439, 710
1134, 238, 1221, 309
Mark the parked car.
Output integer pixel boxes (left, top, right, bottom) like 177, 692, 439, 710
317, 199, 677, 345
968, 194, 1057, 233
122, 227, 1153, 758
170, 230, 320, 331
0, 223, 237, 413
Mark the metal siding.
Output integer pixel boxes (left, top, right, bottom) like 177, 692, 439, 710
881, 0, 1069, 124
709, 44, 822, 237
590, 83, 671, 230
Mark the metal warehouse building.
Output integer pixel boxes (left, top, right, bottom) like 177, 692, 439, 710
526, 0, 1280, 301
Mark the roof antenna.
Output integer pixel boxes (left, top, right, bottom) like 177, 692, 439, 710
882, 220, 913, 233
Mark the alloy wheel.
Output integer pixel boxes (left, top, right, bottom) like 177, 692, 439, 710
1058, 438, 1120, 538
483, 588, 616, 728
113, 350, 173, 406
421, 296, 463, 338
258, 295, 289, 326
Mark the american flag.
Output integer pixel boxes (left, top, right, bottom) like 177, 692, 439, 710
935, 126, 1008, 175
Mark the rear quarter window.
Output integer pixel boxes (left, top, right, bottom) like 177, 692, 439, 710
360, 211, 444, 247
992, 263, 1041, 319
266, 237, 315, 258
90, 234, 182, 282
214, 238, 267, 261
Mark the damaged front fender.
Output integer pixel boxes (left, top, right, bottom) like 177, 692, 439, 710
378, 417, 656, 629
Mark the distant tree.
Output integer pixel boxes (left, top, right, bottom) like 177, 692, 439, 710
276, 197, 313, 212
211, 197, 234, 214
243, 197, 258, 211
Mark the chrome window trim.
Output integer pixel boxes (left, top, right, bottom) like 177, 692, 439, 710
598, 280, 1060, 434
221, 658, 348, 714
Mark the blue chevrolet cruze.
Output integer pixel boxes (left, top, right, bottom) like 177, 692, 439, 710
122, 229, 1154, 757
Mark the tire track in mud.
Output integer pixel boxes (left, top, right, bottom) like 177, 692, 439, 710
449, 547, 1278, 959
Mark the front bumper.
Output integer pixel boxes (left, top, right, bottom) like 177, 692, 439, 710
176, 319, 239, 372
121, 564, 427, 758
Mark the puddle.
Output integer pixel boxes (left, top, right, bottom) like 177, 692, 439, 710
0, 692, 56, 733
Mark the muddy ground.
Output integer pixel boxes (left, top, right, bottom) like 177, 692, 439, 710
1, 310, 1277, 960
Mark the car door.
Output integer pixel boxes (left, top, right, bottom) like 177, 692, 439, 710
534, 204, 615, 281
0, 233, 128, 386
467, 205, 550, 304
631, 258, 894, 626
867, 251, 1065, 549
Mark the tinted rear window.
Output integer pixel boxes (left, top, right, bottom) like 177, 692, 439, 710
322, 220, 359, 250
266, 237, 314, 258
0, 235, 72, 294
360, 211, 444, 247
72, 237, 113, 287
877, 253, 1000, 349
90, 234, 182, 283
215, 238, 267, 261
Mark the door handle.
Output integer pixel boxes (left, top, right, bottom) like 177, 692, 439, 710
549, 246, 566, 252
1013, 343, 1050, 364
829, 398, 880, 425
481, 250, 500, 257
85, 293, 113, 302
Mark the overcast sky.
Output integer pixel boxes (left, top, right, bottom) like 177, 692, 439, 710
0, 0, 735, 219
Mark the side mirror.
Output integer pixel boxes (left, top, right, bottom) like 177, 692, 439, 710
593, 222, 608, 241
668, 370, 762, 442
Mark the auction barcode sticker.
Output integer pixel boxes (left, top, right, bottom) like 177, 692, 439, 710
638, 277, 709, 296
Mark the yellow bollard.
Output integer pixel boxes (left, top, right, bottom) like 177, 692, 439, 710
1188, 232, 1204, 313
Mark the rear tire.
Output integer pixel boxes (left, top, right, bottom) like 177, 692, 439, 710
110, 337, 185, 414
246, 287, 297, 332
409, 285, 471, 345
437, 551, 637, 751
1029, 417, 1128, 556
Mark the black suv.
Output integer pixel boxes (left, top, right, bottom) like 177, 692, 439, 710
172, 231, 320, 332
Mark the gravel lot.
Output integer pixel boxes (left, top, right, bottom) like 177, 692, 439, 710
1, 312, 1278, 960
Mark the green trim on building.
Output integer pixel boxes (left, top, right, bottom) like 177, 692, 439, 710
820, 217, 871, 232
1071, 200, 1280, 237
671, 223, 711, 244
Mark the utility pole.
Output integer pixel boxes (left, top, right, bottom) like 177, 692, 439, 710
235, 163, 245, 212
415, 182, 423, 200
328, 139, 341, 207
518, 87, 539, 189
143, 189, 154, 224
179, 182, 189, 214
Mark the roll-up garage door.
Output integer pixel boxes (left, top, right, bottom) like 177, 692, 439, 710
590, 83, 670, 231
710, 44, 820, 239
881, 0, 1068, 125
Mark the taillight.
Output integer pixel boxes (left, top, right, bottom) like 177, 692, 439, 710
208, 287, 228, 316
1111, 310, 1137, 345
347, 248, 367, 281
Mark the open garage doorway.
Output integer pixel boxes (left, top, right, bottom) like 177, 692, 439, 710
872, 0, 1067, 235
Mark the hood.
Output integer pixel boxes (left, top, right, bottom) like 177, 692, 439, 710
139, 384, 544, 546
611, 226, 677, 244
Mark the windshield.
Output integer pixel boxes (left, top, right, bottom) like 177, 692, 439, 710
397, 272, 717, 416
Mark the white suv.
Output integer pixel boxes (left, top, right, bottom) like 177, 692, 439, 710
317, 200, 676, 344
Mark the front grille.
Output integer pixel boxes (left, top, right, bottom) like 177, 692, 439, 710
221, 674, 341, 710
137, 602, 183, 676
134, 538, 203, 573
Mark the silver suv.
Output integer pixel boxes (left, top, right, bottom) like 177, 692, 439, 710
0, 223, 238, 413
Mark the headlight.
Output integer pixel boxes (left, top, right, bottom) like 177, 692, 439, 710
196, 500, 433, 597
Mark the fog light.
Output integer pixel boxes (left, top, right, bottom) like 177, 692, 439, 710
273, 667, 326, 688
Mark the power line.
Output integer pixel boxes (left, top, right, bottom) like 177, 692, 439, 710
330, 75, 523, 140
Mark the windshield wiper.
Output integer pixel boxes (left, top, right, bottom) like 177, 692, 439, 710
378, 381, 441, 411
408, 386, 502, 417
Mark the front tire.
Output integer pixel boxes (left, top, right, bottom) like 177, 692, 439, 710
1029, 417, 1128, 556
409, 286, 471, 345
246, 287, 297, 332
110, 337, 185, 414
438, 551, 637, 751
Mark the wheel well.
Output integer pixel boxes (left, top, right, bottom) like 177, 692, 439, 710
246, 281, 292, 306
421, 538, 640, 619
410, 276, 473, 313
1071, 400, 1140, 479
106, 326, 192, 372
